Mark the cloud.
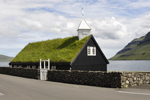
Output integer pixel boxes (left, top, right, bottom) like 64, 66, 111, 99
0, 0, 150, 58
129, 0, 150, 8
124, 14, 150, 38
90, 17, 128, 40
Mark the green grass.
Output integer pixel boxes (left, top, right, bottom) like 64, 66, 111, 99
110, 43, 150, 60
110, 35, 150, 60
11, 36, 90, 63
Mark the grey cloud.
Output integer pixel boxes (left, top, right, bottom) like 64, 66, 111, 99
90, 17, 128, 40
141, 22, 150, 28
0, 0, 150, 58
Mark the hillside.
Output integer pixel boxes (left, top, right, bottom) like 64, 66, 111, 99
110, 32, 150, 60
0, 54, 14, 61
11, 36, 90, 63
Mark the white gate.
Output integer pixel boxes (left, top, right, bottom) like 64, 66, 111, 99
40, 59, 50, 81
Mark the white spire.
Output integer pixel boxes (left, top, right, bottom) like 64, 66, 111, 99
77, 19, 91, 40
77, 19, 91, 30
77, 8, 91, 40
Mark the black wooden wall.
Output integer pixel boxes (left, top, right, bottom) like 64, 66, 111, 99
71, 36, 108, 71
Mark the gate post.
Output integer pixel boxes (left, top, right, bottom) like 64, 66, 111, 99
48, 59, 50, 70
40, 59, 41, 69
40, 59, 50, 81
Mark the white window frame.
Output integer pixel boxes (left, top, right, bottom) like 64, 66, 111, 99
87, 46, 96, 56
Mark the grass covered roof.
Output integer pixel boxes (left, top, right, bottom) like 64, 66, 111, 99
11, 36, 90, 63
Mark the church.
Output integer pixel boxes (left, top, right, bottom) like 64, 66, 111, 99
9, 18, 109, 71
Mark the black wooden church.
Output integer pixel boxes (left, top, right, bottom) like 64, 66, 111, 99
9, 18, 109, 71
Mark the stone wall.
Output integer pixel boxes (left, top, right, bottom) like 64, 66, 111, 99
121, 72, 150, 88
0, 67, 40, 79
0, 67, 150, 88
47, 70, 121, 88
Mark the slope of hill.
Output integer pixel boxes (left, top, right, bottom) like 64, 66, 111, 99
110, 32, 150, 60
0, 54, 14, 61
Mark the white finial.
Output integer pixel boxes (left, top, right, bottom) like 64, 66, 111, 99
81, 7, 84, 17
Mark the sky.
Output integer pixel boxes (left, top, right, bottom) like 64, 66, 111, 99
0, 0, 150, 59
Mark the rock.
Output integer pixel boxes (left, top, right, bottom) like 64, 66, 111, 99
133, 77, 137, 81
121, 76, 126, 82
122, 82, 125, 86
126, 80, 129, 84
139, 80, 143, 84
133, 84, 137, 87
124, 85, 128, 88
137, 78, 140, 81
128, 74, 132, 78
129, 78, 133, 83
145, 81, 149, 84
137, 82, 140, 86
142, 76, 145, 80
145, 76, 149, 80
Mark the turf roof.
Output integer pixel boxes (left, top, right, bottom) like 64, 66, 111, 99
11, 35, 90, 63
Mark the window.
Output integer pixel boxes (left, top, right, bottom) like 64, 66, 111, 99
87, 46, 96, 56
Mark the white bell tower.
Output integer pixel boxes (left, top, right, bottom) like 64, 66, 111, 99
77, 19, 91, 40
77, 8, 91, 40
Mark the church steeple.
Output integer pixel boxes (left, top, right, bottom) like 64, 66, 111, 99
77, 8, 91, 40
77, 18, 91, 40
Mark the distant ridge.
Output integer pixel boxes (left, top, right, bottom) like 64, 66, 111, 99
0, 54, 14, 61
110, 32, 150, 60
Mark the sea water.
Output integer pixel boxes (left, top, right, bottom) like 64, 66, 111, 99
0, 62, 10, 67
0, 61, 150, 71
108, 60, 150, 71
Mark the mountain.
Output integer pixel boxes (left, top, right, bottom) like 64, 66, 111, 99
110, 32, 150, 60
0, 54, 14, 61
